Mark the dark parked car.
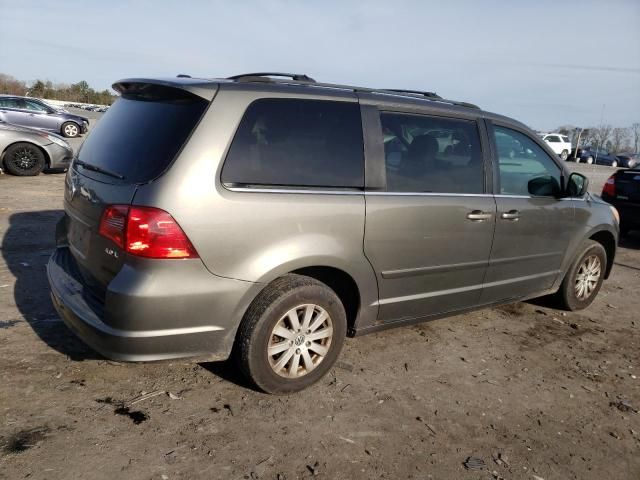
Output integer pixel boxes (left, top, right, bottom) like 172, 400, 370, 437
0, 95, 89, 138
48, 73, 619, 393
0, 120, 73, 175
615, 152, 639, 169
570, 146, 619, 166
602, 166, 640, 236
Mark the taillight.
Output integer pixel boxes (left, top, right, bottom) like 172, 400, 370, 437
98, 205, 128, 248
98, 205, 198, 259
602, 174, 616, 197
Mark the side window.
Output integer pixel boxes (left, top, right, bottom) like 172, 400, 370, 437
546, 135, 560, 143
24, 100, 48, 112
494, 126, 562, 196
0, 98, 20, 108
221, 98, 364, 188
380, 112, 484, 194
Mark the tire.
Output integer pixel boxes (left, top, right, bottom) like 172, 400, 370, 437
235, 274, 347, 394
585, 156, 594, 165
3, 142, 46, 176
560, 150, 569, 161
61, 121, 80, 138
556, 240, 607, 311
611, 160, 618, 168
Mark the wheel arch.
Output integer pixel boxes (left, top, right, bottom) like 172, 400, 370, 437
589, 229, 616, 279
1, 141, 51, 170
291, 266, 361, 335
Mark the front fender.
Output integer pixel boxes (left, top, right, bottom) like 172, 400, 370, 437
553, 220, 618, 290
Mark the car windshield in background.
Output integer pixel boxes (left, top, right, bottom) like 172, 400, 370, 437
76, 87, 208, 183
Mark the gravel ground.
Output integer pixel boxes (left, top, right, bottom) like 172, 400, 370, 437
0, 121, 639, 480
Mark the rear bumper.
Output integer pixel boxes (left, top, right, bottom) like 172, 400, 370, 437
47, 247, 259, 362
614, 203, 640, 227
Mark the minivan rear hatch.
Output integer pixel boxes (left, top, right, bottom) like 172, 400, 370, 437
63, 81, 212, 302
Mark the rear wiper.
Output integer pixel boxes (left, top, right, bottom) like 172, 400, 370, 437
74, 159, 125, 180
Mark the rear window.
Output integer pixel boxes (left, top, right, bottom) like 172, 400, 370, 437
221, 98, 364, 188
76, 85, 208, 183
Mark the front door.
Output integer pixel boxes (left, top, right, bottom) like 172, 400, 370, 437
364, 110, 496, 323
481, 123, 575, 303
22, 99, 59, 132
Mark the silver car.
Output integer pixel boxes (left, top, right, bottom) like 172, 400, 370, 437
47, 73, 619, 393
0, 121, 73, 175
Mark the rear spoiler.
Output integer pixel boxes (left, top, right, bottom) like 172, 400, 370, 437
112, 77, 218, 101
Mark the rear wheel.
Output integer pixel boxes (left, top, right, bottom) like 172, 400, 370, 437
3, 142, 46, 176
585, 156, 594, 164
560, 150, 569, 161
556, 240, 606, 311
235, 274, 347, 394
61, 121, 80, 138
611, 160, 618, 168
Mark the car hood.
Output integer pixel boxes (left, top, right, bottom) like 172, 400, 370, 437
63, 113, 89, 123
0, 122, 71, 146
0, 122, 49, 135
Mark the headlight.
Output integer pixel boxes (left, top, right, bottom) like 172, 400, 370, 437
610, 205, 620, 224
46, 134, 70, 148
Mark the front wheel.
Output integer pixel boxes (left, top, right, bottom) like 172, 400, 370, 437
235, 274, 347, 394
556, 240, 606, 311
61, 122, 80, 138
560, 150, 569, 161
3, 142, 46, 176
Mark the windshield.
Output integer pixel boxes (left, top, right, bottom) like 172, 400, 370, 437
76, 86, 208, 183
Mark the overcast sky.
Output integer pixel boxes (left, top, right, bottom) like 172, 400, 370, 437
1, 0, 638, 130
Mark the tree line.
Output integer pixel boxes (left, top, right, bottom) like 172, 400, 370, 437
552, 123, 639, 154
0, 73, 117, 105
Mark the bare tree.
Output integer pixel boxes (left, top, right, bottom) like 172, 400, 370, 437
0, 73, 27, 95
611, 127, 631, 153
587, 124, 613, 151
632, 123, 640, 152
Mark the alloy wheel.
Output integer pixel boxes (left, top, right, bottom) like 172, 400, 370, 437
575, 255, 601, 300
267, 304, 333, 378
64, 124, 79, 137
11, 147, 37, 171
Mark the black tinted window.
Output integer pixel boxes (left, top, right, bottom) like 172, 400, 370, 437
76, 85, 208, 183
381, 112, 484, 193
221, 99, 364, 188
494, 126, 561, 196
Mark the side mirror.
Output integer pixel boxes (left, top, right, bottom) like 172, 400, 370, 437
566, 172, 589, 197
528, 175, 561, 197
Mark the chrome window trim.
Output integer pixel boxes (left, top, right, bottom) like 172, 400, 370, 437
224, 186, 364, 195
225, 186, 586, 201
365, 191, 492, 198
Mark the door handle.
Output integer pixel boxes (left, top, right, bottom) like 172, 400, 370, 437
466, 210, 492, 221
501, 210, 520, 220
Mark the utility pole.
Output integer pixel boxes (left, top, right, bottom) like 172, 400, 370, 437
595, 103, 605, 163
574, 128, 583, 160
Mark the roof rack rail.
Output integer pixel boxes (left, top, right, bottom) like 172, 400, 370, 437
224, 74, 480, 110
176, 74, 191, 78
384, 89, 442, 99
228, 72, 316, 83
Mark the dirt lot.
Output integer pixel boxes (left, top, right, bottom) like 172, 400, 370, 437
1, 137, 639, 479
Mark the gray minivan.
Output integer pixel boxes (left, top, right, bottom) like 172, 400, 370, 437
47, 73, 619, 393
